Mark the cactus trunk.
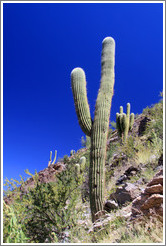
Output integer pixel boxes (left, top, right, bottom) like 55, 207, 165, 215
71, 37, 115, 222
90, 38, 115, 221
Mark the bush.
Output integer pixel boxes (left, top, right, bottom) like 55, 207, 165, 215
3, 164, 85, 243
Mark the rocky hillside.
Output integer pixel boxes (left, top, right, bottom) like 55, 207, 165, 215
3, 98, 163, 243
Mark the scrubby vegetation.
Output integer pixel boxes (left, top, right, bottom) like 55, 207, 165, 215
3, 95, 163, 243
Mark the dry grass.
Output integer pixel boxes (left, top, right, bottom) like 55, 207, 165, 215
96, 215, 163, 244
136, 147, 156, 165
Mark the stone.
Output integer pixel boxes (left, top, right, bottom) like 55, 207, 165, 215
110, 183, 141, 205
147, 176, 163, 187
140, 194, 163, 210
131, 169, 163, 219
144, 184, 163, 195
124, 166, 140, 176
104, 200, 118, 211
138, 116, 151, 136
158, 154, 163, 166
116, 175, 128, 185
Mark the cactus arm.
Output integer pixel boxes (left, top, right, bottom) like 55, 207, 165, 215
126, 103, 130, 133
129, 113, 134, 130
116, 113, 122, 137
126, 103, 130, 116
122, 113, 128, 142
90, 37, 115, 221
50, 151, 52, 162
52, 150, 57, 164
120, 106, 123, 114
48, 151, 52, 166
71, 68, 92, 136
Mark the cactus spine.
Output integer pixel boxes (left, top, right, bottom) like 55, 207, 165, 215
71, 37, 115, 222
116, 103, 134, 142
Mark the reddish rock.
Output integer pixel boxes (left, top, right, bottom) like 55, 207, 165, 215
131, 169, 163, 219
144, 184, 163, 194
147, 176, 163, 187
140, 194, 163, 210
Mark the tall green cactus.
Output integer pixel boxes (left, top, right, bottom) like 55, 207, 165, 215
116, 103, 134, 142
71, 37, 115, 222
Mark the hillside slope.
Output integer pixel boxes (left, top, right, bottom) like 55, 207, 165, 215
3, 98, 163, 243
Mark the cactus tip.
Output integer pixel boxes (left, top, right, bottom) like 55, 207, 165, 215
102, 36, 115, 45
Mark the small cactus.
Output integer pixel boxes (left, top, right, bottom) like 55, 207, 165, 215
116, 103, 134, 142
70, 150, 75, 156
79, 156, 86, 172
75, 163, 80, 177
48, 150, 57, 166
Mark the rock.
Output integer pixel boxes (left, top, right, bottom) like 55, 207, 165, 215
147, 176, 163, 187
131, 169, 163, 219
124, 166, 140, 176
158, 154, 163, 166
144, 184, 163, 194
116, 175, 128, 185
140, 194, 163, 210
138, 116, 151, 136
110, 183, 141, 205
110, 153, 127, 168
116, 165, 140, 185
104, 200, 118, 211
154, 169, 163, 177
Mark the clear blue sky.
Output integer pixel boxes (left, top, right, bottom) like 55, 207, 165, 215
3, 3, 163, 183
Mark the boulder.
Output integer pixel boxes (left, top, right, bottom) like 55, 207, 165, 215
110, 183, 141, 205
131, 169, 163, 219
147, 176, 163, 187
140, 194, 163, 210
144, 184, 163, 194
138, 116, 151, 136
104, 200, 118, 212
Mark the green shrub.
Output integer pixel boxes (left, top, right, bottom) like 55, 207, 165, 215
3, 202, 29, 243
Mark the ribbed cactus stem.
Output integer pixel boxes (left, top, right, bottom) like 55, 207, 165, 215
120, 106, 123, 114
75, 163, 80, 177
127, 103, 130, 116
48, 151, 52, 167
122, 113, 128, 142
71, 37, 115, 222
79, 156, 86, 172
116, 113, 121, 137
129, 113, 134, 130
116, 103, 134, 142
71, 68, 92, 137
126, 103, 130, 134
52, 150, 57, 164
50, 151, 52, 162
